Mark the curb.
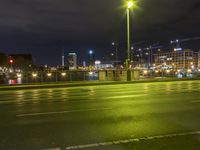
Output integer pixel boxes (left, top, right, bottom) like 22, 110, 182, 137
0, 78, 199, 91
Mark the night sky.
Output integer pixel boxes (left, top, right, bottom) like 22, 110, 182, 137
0, 0, 200, 65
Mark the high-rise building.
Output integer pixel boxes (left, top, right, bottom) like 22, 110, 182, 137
67, 53, 77, 70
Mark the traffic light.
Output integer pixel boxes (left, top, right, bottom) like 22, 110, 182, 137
9, 59, 13, 64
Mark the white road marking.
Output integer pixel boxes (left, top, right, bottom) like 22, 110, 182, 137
16, 107, 112, 117
65, 131, 200, 150
0, 100, 32, 104
0, 94, 142, 104
105, 94, 146, 99
191, 100, 200, 103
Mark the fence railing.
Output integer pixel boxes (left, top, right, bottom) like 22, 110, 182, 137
1, 70, 200, 85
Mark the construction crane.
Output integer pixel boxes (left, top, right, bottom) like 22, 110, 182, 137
170, 37, 200, 51
134, 43, 163, 68
147, 44, 163, 68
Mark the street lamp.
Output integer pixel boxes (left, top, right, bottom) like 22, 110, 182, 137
47, 73, 52, 77
187, 69, 192, 73
128, 1, 133, 9
112, 42, 119, 68
126, 1, 131, 70
32, 73, 38, 78
143, 70, 148, 75
9, 59, 14, 71
89, 50, 94, 68
166, 70, 171, 74
126, 0, 135, 70
16, 73, 22, 78
89, 50, 93, 55
61, 72, 66, 77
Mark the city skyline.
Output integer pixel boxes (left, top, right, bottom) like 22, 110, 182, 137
0, 0, 200, 65
1, 1, 200, 149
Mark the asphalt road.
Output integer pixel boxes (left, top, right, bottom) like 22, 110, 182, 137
0, 81, 200, 150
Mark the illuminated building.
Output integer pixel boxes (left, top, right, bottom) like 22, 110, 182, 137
67, 53, 77, 70
94, 60, 114, 70
154, 49, 198, 69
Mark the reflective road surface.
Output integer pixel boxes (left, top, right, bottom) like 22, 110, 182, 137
0, 81, 200, 150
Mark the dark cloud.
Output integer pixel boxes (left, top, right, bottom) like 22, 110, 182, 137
0, 0, 199, 65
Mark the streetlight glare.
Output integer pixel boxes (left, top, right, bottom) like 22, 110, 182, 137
61, 72, 66, 77
126, 0, 138, 10
17, 73, 22, 78
32, 73, 37, 78
89, 50, 93, 55
47, 73, 52, 77
127, 1, 133, 9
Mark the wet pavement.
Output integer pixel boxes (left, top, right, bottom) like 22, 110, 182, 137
0, 81, 200, 150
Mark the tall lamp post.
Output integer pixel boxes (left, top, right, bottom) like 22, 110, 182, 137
126, 1, 134, 70
89, 50, 94, 70
9, 59, 14, 72
112, 42, 119, 68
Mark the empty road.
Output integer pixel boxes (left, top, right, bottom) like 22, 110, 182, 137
0, 81, 200, 150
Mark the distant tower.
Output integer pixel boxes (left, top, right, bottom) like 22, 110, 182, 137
67, 53, 77, 70
62, 50, 65, 67
88, 50, 95, 66
83, 61, 86, 67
